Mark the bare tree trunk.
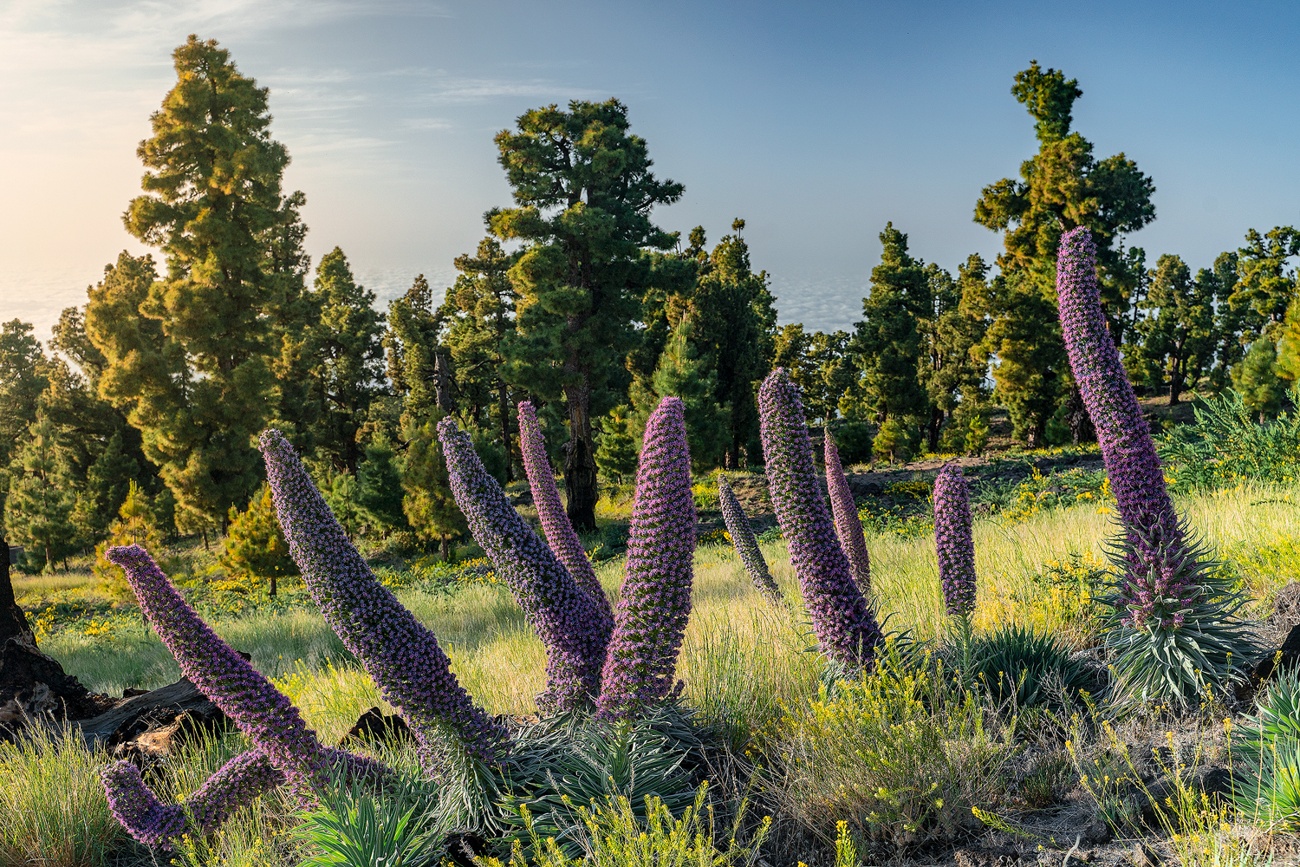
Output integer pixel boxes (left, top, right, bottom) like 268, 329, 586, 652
498, 380, 514, 483
0, 533, 34, 648
563, 377, 599, 533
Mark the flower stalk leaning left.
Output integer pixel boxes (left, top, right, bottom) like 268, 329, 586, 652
99, 544, 386, 848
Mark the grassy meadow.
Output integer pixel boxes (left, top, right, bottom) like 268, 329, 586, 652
7, 463, 1300, 865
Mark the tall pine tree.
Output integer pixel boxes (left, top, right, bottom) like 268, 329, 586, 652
492, 99, 683, 531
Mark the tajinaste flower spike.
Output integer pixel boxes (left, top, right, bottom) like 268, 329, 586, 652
759, 369, 882, 672
717, 476, 782, 601
933, 464, 976, 617
1056, 227, 1250, 708
259, 430, 508, 764
824, 433, 871, 593
103, 749, 281, 848
104, 545, 330, 794
1056, 228, 1187, 623
438, 419, 612, 712
103, 745, 389, 849
518, 400, 614, 629
597, 397, 697, 720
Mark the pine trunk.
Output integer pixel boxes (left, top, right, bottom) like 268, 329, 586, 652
563, 378, 599, 533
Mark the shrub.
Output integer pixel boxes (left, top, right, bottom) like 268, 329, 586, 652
770, 643, 1013, 847
486, 783, 770, 867
947, 623, 1097, 713
497, 708, 704, 857
1160, 388, 1300, 491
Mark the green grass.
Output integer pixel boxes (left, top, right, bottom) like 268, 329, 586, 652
9, 479, 1300, 864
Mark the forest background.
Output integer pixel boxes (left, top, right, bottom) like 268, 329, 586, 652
2, 33, 1300, 577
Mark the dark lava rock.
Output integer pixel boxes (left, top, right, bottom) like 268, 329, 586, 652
339, 705, 412, 746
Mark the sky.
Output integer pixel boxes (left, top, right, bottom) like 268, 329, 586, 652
2, 0, 1299, 343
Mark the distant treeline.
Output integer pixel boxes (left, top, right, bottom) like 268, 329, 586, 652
2, 38, 1298, 569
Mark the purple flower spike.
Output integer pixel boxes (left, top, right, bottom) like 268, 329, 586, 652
102, 750, 281, 849
1055, 228, 1189, 627
597, 397, 697, 720
758, 369, 882, 672
933, 464, 976, 617
437, 419, 611, 712
717, 476, 782, 602
518, 400, 614, 628
824, 433, 871, 593
104, 545, 330, 793
259, 430, 508, 764
102, 746, 390, 850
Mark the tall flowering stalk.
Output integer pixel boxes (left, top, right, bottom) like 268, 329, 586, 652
717, 476, 782, 601
824, 433, 871, 593
1056, 227, 1250, 708
518, 400, 614, 628
758, 369, 882, 672
260, 430, 507, 763
99, 545, 386, 847
597, 397, 697, 720
104, 545, 330, 791
438, 418, 611, 711
933, 464, 976, 617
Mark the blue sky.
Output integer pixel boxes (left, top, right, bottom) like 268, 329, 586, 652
2, 0, 1298, 341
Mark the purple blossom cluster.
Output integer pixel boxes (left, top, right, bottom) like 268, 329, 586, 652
518, 400, 614, 629
102, 749, 280, 848
597, 397, 697, 720
1055, 228, 1192, 629
933, 464, 976, 617
758, 370, 882, 671
437, 418, 611, 712
104, 545, 330, 793
104, 746, 389, 849
259, 430, 507, 764
717, 476, 782, 601
824, 433, 872, 593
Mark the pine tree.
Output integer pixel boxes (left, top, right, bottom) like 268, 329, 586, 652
851, 224, 932, 433
4, 415, 76, 571
1133, 255, 1216, 404
220, 485, 298, 597
974, 61, 1155, 444
305, 248, 386, 473
595, 405, 638, 485
634, 316, 729, 472
356, 439, 407, 535
492, 99, 684, 531
71, 430, 139, 547
439, 238, 518, 479
1233, 338, 1286, 421
686, 220, 778, 464
919, 255, 990, 451
97, 35, 307, 532
400, 416, 465, 560
93, 481, 164, 596
0, 321, 50, 510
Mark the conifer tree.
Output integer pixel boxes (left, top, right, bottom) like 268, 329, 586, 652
4, 415, 76, 571
1233, 339, 1286, 421
687, 220, 778, 463
633, 316, 729, 472
1132, 255, 1216, 404
95, 35, 308, 532
221, 485, 298, 597
492, 99, 683, 531
919, 255, 990, 451
438, 237, 518, 479
851, 224, 932, 432
595, 405, 638, 485
93, 481, 163, 595
305, 248, 386, 473
973, 62, 1155, 444
0, 321, 49, 507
